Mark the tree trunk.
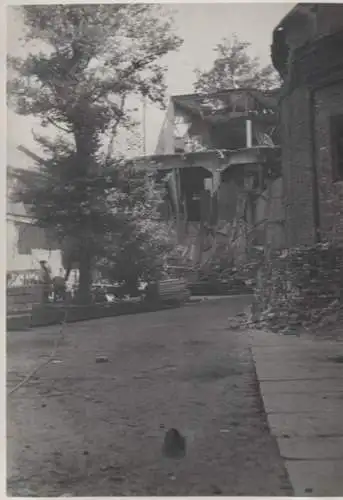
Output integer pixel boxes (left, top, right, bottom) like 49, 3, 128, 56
76, 243, 93, 304
73, 124, 98, 304
62, 235, 78, 282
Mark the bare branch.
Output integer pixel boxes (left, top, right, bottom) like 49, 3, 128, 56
45, 115, 73, 133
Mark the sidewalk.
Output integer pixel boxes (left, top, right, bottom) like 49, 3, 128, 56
250, 328, 343, 497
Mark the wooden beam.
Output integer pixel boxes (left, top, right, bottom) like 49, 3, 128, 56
133, 147, 277, 175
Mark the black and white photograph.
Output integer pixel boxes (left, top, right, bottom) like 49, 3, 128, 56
6, 2, 343, 496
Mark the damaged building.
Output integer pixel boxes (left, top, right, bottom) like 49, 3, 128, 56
134, 88, 284, 269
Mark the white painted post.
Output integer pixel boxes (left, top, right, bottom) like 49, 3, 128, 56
246, 119, 253, 148
142, 95, 147, 155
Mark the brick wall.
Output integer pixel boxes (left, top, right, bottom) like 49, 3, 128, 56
314, 82, 343, 242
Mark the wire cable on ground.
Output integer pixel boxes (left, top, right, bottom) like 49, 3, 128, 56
8, 302, 68, 397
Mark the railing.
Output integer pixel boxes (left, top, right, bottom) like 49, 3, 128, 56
7, 269, 41, 288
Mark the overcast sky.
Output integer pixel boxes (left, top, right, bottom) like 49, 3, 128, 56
7, 2, 293, 166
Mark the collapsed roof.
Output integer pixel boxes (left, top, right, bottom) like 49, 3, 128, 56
172, 88, 279, 123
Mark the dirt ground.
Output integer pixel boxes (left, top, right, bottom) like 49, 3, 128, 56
7, 297, 293, 496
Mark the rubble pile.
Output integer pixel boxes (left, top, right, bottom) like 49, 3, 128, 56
250, 242, 343, 335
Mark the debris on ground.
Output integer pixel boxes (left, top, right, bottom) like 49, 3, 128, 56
227, 300, 343, 340
247, 243, 343, 339
95, 356, 109, 363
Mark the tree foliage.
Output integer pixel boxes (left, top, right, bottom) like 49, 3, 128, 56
8, 4, 183, 302
194, 34, 280, 93
11, 146, 175, 297
97, 216, 174, 295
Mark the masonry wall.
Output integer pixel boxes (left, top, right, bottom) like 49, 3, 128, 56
314, 81, 343, 242
282, 5, 343, 54
280, 87, 316, 246
275, 4, 343, 248
317, 5, 343, 36
281, 81, 343, 247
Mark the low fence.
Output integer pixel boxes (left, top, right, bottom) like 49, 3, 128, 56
7, 292, 190, 331
158, 278, 190, 302
7, 285, 43, 314
7, 277, 191, 330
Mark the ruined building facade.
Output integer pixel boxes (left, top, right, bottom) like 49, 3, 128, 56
134, 89, 284, 268
272, 3, 343, 246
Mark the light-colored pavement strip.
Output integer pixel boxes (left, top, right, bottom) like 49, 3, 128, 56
250, 328, 343, 496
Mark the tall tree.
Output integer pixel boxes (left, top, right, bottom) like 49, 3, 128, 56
8, 4, 182, 303
90, 161, 175, 295
194, 34, 280, 93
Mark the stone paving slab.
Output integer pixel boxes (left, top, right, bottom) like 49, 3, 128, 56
250, 328, 343, 496
252, 348, 343, 362
285, 459, 343, 496
259, 378, 343, 394
262, 392, 343, 414
248, 329, 303, 346
252, 342, 343, 358
256, 365, 343, 381
277, 437, 343, 460
268, 412, 343, 437
249, 329, 343, 348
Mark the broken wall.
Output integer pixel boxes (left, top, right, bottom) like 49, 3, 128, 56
218, 180, 238, 222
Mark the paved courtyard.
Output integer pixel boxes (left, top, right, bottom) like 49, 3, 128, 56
7, 297, 292, 496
